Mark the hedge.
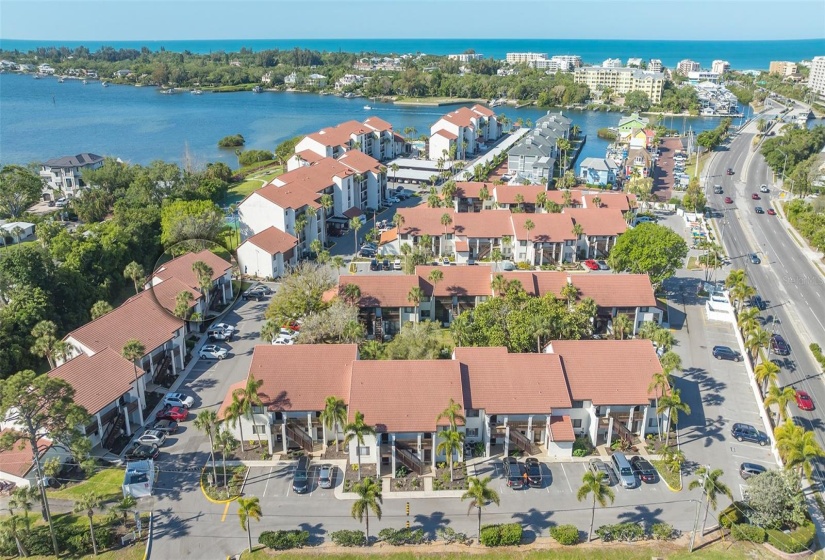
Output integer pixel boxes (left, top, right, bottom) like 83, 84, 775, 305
651, 523, 677, 541
258, 529, 310, 550
766, 522, 815, 553
330, 529, 366, 547
549, 524, 580, 545
719, 502, 748, 528
377, 527, 426, 545
731, 523, 766, 543
595, 522, 646, 542
480, 523, 523, 547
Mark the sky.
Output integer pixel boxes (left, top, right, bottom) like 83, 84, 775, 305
1, 0, 824, 41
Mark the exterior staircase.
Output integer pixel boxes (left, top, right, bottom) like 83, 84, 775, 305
508, 427, 540, 455
285, 421, 314, 453
395, 441, 424, 475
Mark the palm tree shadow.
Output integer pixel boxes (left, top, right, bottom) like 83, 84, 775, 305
297, 521, 326, 545
511, 507, 554, 542
413, 511, 448, 539
617, 504, 664, 526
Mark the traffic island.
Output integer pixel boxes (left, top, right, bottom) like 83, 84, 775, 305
200, 465, 248, 503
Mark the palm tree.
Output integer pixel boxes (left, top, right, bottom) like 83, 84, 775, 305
407, 287, 425, 320
51, 340, 76, 365
73, 492, 104, 556
389, 163, 399, 186
225, 391, 249, 452
192, 260, 215, 312
320, 396, 347, 452
237, 496, 262, 553
332, 255, 345, 276
392, 213, 405, 237
688, 466, 732, 535
562, 189, 573, 208
436, 398, 465, 430
342, 283, 362, 306
350, 216, 363, 252
122, 339, 146, 426
523, 219, 535, 253
576, 470, 615, 542
351, 477, 382, 544
30, 320, 59, 369
294, 212, 309, 253
775, 420, 825, 477
260, 320, 280, 344
754, 360, 780, 396
461, 476, 500, 538
344, 411, 376, 480
611, 314, 633, 340
560, 282, 579, 310
745, 328, 770, 363
764, 385, 796, 422
437, 429, 465, 481
648, 370, 672, 441
320, 193, 334, 218
123, 261, 145, 294
174, 291, 194, 320
89, 300, 113, 320
725, 269, 745, 290
571, 124, 581, 138
658, 389, 691, 447
450, 312, 472, 348
491, 274, 508, 297
215, 425, 239, 487
194, 410, 220, 487
428, 269, 443, 305
737, 307, 760, 337
660, 351, 682, 376
730, 282, 755, 313
440, 213, 453, 256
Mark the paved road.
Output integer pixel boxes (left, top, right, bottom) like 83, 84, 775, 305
704, 113, 825, 485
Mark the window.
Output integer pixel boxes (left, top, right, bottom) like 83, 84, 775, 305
404, 306, 414, 313
572, 400, 584, 409
648, 418, 659, 428
466, 428, 479, 438
466, 409, 479, 418
251, 406, 266, 414
252, 424, 267, 435
357, 446, 370, 457
572, 419, 582, 428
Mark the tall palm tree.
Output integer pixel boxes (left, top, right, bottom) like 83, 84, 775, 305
437, 429, 465, 481
611, 314, 633, 340
491, 274, 508, 297
122, 339, 146, 426
725, 269, 745, 290
194, 409, 220, 487
648, 370, 672, 441
576, 471, 615, 542
745, 328, 770, 363
407, 287, 425, 320
660, 351, 682, 376
436, 398, 465, 430
30, 320, 59, 369
294, 212, 309, 253
174, 291, 194, 320
342, 283, 361, 306
658, 389, 691, 447
764, 385, 796, 422
320, 193, 334, 219
73, 492, 104, 556
237, 496, 262, 554
343, 411, 376, 480
775, 420, 825, 477
440, 213, 453, 256
560, 282, 579, 310
392, 212, 405, 236
730, 282, 755, 313
192, 261, 214, 312
450, 312, 472, 348
523, 219, 535, 253
737, 307, 760, 336
123, 261, 145, 294
51, 340, 76, 365
461, 476, 500, 538
350, 216, 363, 252
320, 396, 347, 452
754, 360, 780, 396
428, 269, 444, 304
225, 391, 249, 452
351, 477, 382, 544
688, 466, 732, 535
389, 163, 399, 185
215, 425, 238, 487
332, 255, 345, 276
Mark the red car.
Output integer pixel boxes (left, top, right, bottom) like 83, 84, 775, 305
751, 193, 760, 200
156, 406, 188, 422
795, 391, 814, 411
724, 197, 733, 204
583, 259, 600, 271
767, 208, 776, 216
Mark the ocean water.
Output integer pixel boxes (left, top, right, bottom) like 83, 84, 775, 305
2, 38, 823, 69
0, 73, 731, 166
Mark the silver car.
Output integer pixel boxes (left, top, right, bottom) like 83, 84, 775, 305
137, 429, 167, 446
318, 464, 334, 489
199, 344, 227, 360
163, 393, 194, 409
588, 458, 618, 486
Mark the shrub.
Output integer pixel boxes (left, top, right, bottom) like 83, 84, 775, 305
651, 523, 677, 541
258, 529, 310, 550
480, 523, 522, 547
437, 526, 468, 544
377, 527, 426, 545
549, 524, 580, 545
238, 149, 274, 167
766, 522, 815, 553
595, 522, 646, 542
218, 134, 245, 148
730, 523, 766, 543
719, 501, 748, 528
572, 436, 593, 457
330, 529, 366, 547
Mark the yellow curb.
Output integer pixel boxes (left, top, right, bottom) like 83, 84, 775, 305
200, 467, 240, 504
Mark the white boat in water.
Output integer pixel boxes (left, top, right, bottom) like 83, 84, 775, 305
191, 89, 203, 95
82, 79, 87, 85
101, 81, 109, 87
160, 88, 174, 94
58, 77, 65, 83
363, 105, 371, 110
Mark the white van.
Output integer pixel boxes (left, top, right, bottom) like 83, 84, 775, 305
612, 452, 637, 488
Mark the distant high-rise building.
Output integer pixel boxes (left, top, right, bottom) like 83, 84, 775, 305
574, 67, 665, 103
602, 58, 623, 68
550, 55, 582, 69
648, 59, 663, 73
447, 53, 484, 62
769, 61, 798, 76
626, 58, 643, 68
711, 60, 730, 74
677, 59, 701, 75
506, 52, 548, 64
807, 56, 825, 97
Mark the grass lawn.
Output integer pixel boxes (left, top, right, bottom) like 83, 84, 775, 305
25, 543, 146, 560
224, 165, 284, 206
48, 468, 125, 503
685, 152, 710, 182
651, 459, 682, 491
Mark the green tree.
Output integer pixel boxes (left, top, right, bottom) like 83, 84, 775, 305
775, 420, 825, 478
350, 216, 363, 251
214, 425, 238, 487
174, 290, 194, 319
114, 495, 137, 529
577, 470, 615, 542
351, 477, 382, 544
320, 396, 348, 452
0, 371, 91, 556
754, 360, 780, 396
737, 307, 760, 338
384, 320, 449, 359
745, 327, 770, 363
225, 391, 249, 453
436, 398, 465, 430
461, 475, 500, 538
237, 496, 262, 553
624, 90, 651, 112
160, 199, 225, 247
30, 319, 59, 369
658, 389, 691, 447
194, 409, 220, 490
121, 339, 146, 426
764, 385, 796, 422
440, 213, 453, 256
0, 513, 26, 558
450, 312, 472, 348
428, 269, 443, 303
341, 283, 362, 306
611, 314, 633, 340
90, 300, 113, 320
263, 262, 334, 325
689, 466, 732, 535
123, 261, 145, 295
746, 469, 808, 530
0, 165, 43, 218
343, 411, 376, 480
9, 486, 38, 533
437, 428, 465, 481
73, 492, 105, 556
607, 224, 688, 288
192, 260, 215, 313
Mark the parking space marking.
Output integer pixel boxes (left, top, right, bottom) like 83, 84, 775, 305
261, 466, 273, 498
220, 502, 230, 522
559, 463, 573, 492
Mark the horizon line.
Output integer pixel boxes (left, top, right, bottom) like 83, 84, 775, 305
2, 36, 824, 43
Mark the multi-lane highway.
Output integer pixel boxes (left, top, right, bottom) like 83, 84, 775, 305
704, 110, 825, 483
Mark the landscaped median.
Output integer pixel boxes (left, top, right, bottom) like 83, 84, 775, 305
200, 465, 248, 503
651, 459, 682, 491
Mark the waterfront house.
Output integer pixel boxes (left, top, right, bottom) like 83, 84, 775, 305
625, 148, 653, 178
429, 105, 500, 161
579, 157, 619, 186
292, 117, 400, 164
306, 73, 328, 88
39, 153, 104, 200
237, 226, 299, 280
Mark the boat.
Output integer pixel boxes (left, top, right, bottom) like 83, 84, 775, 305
101, 81, 109, 87
58, 77, 65, 83
191, 89, 203, 95
363, 105, 372, 110
160, 88, 174, 94
82, 79, 87, 85
252, 85, 263, 93
33, 74, 41, 80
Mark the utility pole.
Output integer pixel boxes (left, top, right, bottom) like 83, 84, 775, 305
689, 498, 702, 552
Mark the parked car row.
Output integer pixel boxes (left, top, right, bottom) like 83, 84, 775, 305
292, 457, 336, 494
587, 452, 658, 489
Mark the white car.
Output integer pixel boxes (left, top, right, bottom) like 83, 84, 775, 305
199, 344, 228, 360
760, 185, 769, 193
137, 429, 167, 446
279, 328, 297, 340
212, 323, 237, 335
55, 197, 68, 207
393, 259, 402, 270
163, 393, 194, 408
272, 335, 295, 345
387, 197, 400, 204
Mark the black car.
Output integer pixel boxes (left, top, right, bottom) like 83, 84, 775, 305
524, 458, 542, 488
125, 443, 160, 460
770, 334, 790, 356
153, 419, 179, 434
739, 462, 767, 480
382, 259, 391, 271
751, 295, 766, 310
712, 345, 742, 362
359, 248, 376, 258
292, 456, 310, 494
630, 456, 657, 483
731, 423, 768, 446
726, 168, 734, 175
755, 206, 764, 214
750, 253, 761, 264
369, 259, 379, 271
502, 457, 525, 488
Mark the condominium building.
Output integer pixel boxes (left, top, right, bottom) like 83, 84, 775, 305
648, 59, 663, 73
676, 59, 700, 75
506, 52, 548, 64
448, 53, 484, 62
574, 67, 665, 103
770, 60, 799, 76
808, 56, 825, 97
531, 59, 569, 72
711, 60, 730, 74
602, 58, 623, 68
551, 55, 582, 69
626, 58, 643, 68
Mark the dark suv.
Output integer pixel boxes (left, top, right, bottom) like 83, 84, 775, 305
712, 345, 742, 362
524, 458, 542, 488
292, 456, 310, 494
750, 295, 766, 310
770, 334, 790, 356
731, 423, 768, 446
502, 457, 525, 488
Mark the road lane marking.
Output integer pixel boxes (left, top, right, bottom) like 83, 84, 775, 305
559, 464, 573, 493
221, 502, 230, 522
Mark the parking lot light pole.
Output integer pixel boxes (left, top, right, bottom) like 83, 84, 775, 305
688, 497, 702, 553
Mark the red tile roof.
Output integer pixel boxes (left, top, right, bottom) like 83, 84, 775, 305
492, 185, 548, 205
349, 360, 464, 433
471, 104, 496, 117
243, 226, 298, 256
511, 213, 575, 242
379, 229, 398, 245
455, 239, 469, 252
150, 277, 201, 316
454, 182, 492, 199
338, 150, 382, 174
580, 192, 633, 212
455, 211, 513, 238
295, 150, 325, 164
416, 265, 493, 297
49, 348, 139, 415
549, 415, 576, 442
339, 275, 423, 308
0, 431, 49, 478
66, 289, 184, 354
566, 274, 657, 308
364, 116, 393, 132
544, 190, 583, 207
247, 345, 358, 412
433, 130, 458, 140
153, 250, 233, 291
259, 158, 353, 210
397, 206, 454, 237
548, 340, 662, 405
343, 206, 364, 219
217, 381, 247, 421
307, 120, 369, 147
441, 106, 480, 128
455, 347, 572, 414
565, 208, 628, 237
